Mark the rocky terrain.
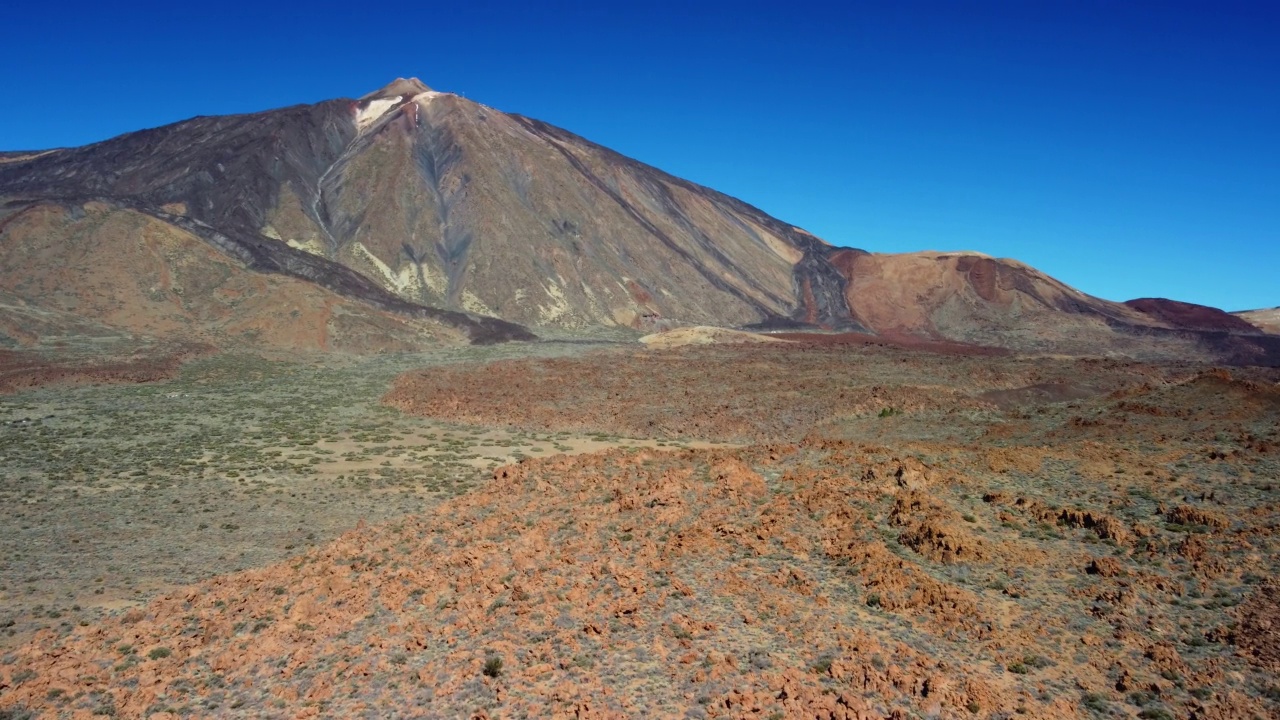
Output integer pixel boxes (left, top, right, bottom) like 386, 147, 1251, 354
2, 75, 1279, 720
0, 343, 706, 655
3, 339, 1280, 718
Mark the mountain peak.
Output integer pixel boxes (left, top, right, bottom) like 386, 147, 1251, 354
361, 77, 433, 101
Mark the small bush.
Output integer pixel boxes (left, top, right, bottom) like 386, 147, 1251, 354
1128, 690, 1156, 706
148, 647, 171, 660
1081, 693, 1110, 712
482, 656, 503, 678
1023, 654, 1052, 669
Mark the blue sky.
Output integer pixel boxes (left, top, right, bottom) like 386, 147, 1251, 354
2, 1, 1276, 310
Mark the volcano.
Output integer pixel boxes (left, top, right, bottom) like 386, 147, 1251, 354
0, 78, 1274, 362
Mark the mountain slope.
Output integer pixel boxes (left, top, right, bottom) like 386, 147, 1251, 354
0, 77, 1274, 362
0, 202, 482, 351
0, 78, 859, 335
821, 251, 1265, 351
1235, 307, 1280, 334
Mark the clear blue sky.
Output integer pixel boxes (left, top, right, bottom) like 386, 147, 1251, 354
2, 1, 1276, 311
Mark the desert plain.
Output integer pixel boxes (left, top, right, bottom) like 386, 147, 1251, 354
1, 331, 1278, 719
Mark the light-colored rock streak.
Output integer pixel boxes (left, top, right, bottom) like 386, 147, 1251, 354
410, 91, 444, 107
285, 237, 328, 257
356, 98, 401, 130
350, 241, 444, 297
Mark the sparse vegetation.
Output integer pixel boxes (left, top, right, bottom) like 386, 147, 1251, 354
482, 656, 504, 678
2, 342, 1279, 717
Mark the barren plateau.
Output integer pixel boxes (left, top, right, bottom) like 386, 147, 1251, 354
1, 335, 1279, 719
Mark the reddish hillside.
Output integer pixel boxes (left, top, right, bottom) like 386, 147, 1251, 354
1124, 297, 1260, 333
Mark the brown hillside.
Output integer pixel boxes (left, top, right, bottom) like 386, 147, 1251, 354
0, 202, 469, 352
1124, 297, 1260, 333
1234, 307, 1280, 334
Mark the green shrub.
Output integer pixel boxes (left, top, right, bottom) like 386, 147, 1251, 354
1081, 693, 1109, 712
482, 656, 503, 678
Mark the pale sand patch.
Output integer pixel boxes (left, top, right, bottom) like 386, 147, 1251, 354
261, 424, 737, 478
0, 150, 57, 164
639, 326, 789, 349
1235, 307, 1280, 334
349, 240, 444, 296
286, 236, 329, 257
356, 97, 402, 130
